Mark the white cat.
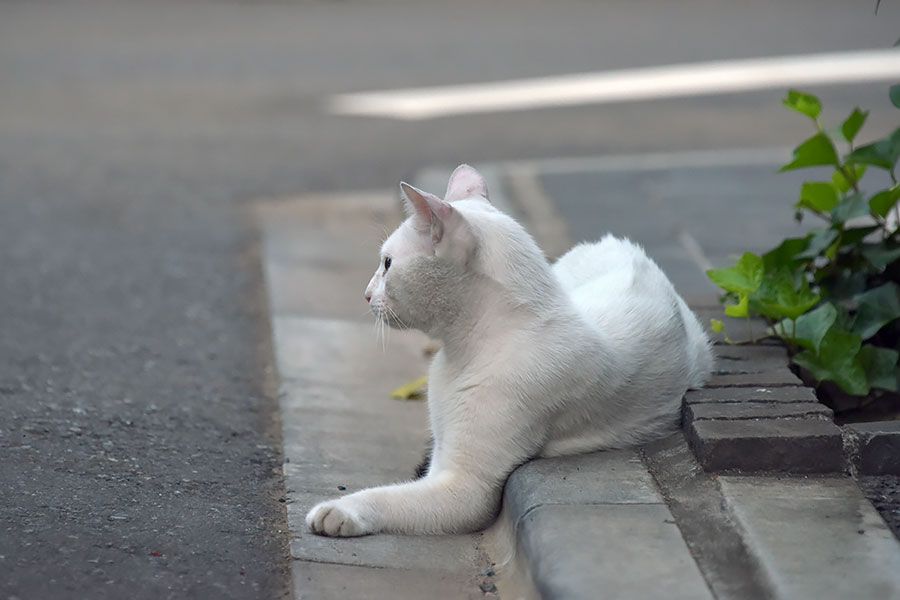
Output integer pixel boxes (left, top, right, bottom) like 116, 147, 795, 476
306, 165, 713, 537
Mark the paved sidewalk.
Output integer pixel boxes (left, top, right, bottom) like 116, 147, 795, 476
257, 195, 494, 599
257, 156, 900, 600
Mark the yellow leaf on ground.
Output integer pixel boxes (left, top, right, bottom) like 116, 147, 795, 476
390, 376, 428, 400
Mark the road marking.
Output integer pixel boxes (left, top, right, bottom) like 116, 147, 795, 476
328, 49, 900, 120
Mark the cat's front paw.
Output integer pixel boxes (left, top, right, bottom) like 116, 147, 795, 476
306, 499, 372, 537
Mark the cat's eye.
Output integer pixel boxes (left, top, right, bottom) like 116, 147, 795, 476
383, 257, 392, 271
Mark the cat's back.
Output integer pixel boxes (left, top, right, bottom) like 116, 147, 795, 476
553, 235, 663, 299
553, 235, 712, 387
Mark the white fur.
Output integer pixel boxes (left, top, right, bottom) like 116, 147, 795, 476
306, 164, 713, 537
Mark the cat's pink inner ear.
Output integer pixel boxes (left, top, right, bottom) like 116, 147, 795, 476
422, 195, 457, 245
445, 164, 489, 203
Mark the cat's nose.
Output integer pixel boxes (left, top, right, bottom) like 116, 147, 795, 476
365, 293, 371, 303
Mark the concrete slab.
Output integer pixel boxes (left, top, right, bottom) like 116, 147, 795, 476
720, 476, 900, 600
271, 315, 432, 388
518, 504, 714, 600
293, 560, 490, 600
503, 450, 663, 523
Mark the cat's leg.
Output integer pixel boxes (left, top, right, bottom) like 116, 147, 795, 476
306, 416, 540, 536
305, 467, 500, 536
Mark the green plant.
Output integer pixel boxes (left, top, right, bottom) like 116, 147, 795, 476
707, 87, 900, 407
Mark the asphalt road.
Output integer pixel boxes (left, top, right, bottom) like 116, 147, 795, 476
1, 1, 898, 598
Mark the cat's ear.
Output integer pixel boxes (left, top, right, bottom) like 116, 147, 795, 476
445, 164, 489, 203
400, 182, 441, 234
400, 182, 471, 257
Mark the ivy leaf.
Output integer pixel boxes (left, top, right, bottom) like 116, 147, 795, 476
846, 127, 900, 171
861, 242, 900, 270
762, 237, 810, 274
832, 165, 866, 193
710, 319, 724, 333
792, 327, 869, 396
852, 282, 900, 340
869, 186, 900, 217
830, 193, 870, 224
839, 226, 879, 247
891, 84, 900, 110
782, 90, 822, 119
857, 345, 899, 391
795, 181, 839, 212
724, 293, 750, 317
706, 252, 764, 295
774, 302, 838, 353
753, 274, 820, 320
796, 228, 839, 260
781, 132, 839, 171
841, 107, 869, 142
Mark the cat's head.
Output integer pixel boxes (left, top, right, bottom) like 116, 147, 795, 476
365, 165, 493, 335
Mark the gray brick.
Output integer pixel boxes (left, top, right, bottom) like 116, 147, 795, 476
685, 386, 817, 404
684, 401, 832, 423
712, 344, 789, 375
687, 418, 844, 473
706, 369, 802, 388
843, 422, 900, 475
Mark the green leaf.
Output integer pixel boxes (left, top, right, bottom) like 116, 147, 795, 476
724, 293, 749, 317
710, 318, 724, 333
796, 228, 840, 259
861, 242, 900, 269
795, 181, 839, 212
830, 193, 870, 224
832, 165, 866, 193
792, 327, 869, 396
857, 344, 899, 391
869, 186, 900, 217
839, 226, 879, 246
780, 132, 840, 171
706, 252, 764, 295
852, 282, 900, 339
782, 90, 822, 119
752, 275, 820, 320
846, 127, 900, 171
891, 85, 900, 110
841, 108, 869, 142
762, 237, 810, 273
775, 302, 838, 352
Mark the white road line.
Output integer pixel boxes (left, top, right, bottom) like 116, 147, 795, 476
328, 49, 900, 120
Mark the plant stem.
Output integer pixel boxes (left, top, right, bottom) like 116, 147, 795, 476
836, 164, 861, 194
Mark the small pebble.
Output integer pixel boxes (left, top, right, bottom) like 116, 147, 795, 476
337, 485, 346, 491
479, 582, 497, 593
